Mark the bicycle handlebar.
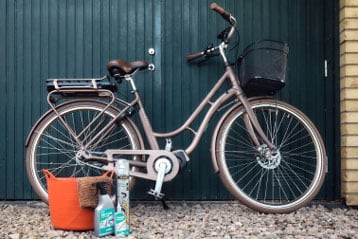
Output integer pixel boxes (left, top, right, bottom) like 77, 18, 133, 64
186, 3, 236, 63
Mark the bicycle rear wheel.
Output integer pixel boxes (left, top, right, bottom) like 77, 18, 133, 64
215, 99, 327, 213
26, 99, 143, 203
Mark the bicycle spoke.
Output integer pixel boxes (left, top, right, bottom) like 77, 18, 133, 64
94, 129, 130, 151
234, 162, 261, 187
281, 152, 317, 167
38, 134, 77, 160
276, 166, 301, 199
46, 160, 78, 176
282, 160, 316, 178
250, 168, 268, 199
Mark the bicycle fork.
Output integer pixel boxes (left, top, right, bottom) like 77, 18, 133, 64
225, 72, 274, 151
237, 94, 275, 150
234, 95, 281, 170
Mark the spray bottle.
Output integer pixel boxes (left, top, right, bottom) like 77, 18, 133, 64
94, 182, 115, 237
115, 159, 130, 237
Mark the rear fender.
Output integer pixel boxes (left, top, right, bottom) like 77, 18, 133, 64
25, 99, 143, 148
25, 107, 62, 147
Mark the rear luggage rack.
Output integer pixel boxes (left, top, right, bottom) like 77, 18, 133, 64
46, 76, 117, 92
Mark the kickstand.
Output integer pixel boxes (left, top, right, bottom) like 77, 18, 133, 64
161, 197, 170, 210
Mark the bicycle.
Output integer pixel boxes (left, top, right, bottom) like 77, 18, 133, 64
25, 3, 327, 213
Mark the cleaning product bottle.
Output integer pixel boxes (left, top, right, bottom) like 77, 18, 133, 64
94, 182, 115, 237
115, 159, 130, 237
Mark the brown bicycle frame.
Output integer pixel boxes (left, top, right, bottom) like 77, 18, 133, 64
44, 62, 274, 168
117, 65, 274, 155
42, 65, 274, 179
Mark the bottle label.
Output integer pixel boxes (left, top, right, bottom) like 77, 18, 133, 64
115, 212, 130, 237
99, 208, 115, 235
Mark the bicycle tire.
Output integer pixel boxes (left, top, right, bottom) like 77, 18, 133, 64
214, 99, 327, 213
26, 99, 143, 203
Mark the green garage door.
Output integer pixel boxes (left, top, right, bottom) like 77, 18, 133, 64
0, 0, 339, 200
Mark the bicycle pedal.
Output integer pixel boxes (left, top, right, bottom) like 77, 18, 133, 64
148, 189, 165, 200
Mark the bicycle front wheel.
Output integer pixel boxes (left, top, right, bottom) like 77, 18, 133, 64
26, 99, 143, 203
215, 99, 327, 213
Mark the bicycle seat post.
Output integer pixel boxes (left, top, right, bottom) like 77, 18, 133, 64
124, 75, 137, 92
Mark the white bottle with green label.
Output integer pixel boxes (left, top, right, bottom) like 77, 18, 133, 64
115, 159, 130, 237
94, 182, 115, 237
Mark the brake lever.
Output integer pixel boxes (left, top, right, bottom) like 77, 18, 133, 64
196, 45, 220, 66
204, 44, 217, 56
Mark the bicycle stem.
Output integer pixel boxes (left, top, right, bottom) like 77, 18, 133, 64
219, 42, 230, 66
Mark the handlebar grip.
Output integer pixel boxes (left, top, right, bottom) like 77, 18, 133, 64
186, 51, 205, 62
210, 2, 231, 23
210, 3, 225, 14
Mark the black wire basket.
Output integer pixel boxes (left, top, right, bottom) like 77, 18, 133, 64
237, 40, 289, 97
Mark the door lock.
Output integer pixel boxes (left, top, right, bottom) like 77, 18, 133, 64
148, 48, 155, 55
148, 63, 155, 71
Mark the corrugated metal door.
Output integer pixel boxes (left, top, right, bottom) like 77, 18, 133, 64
0, 0, 338, 200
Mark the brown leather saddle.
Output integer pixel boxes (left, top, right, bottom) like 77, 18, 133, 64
107, 59, 148, 77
